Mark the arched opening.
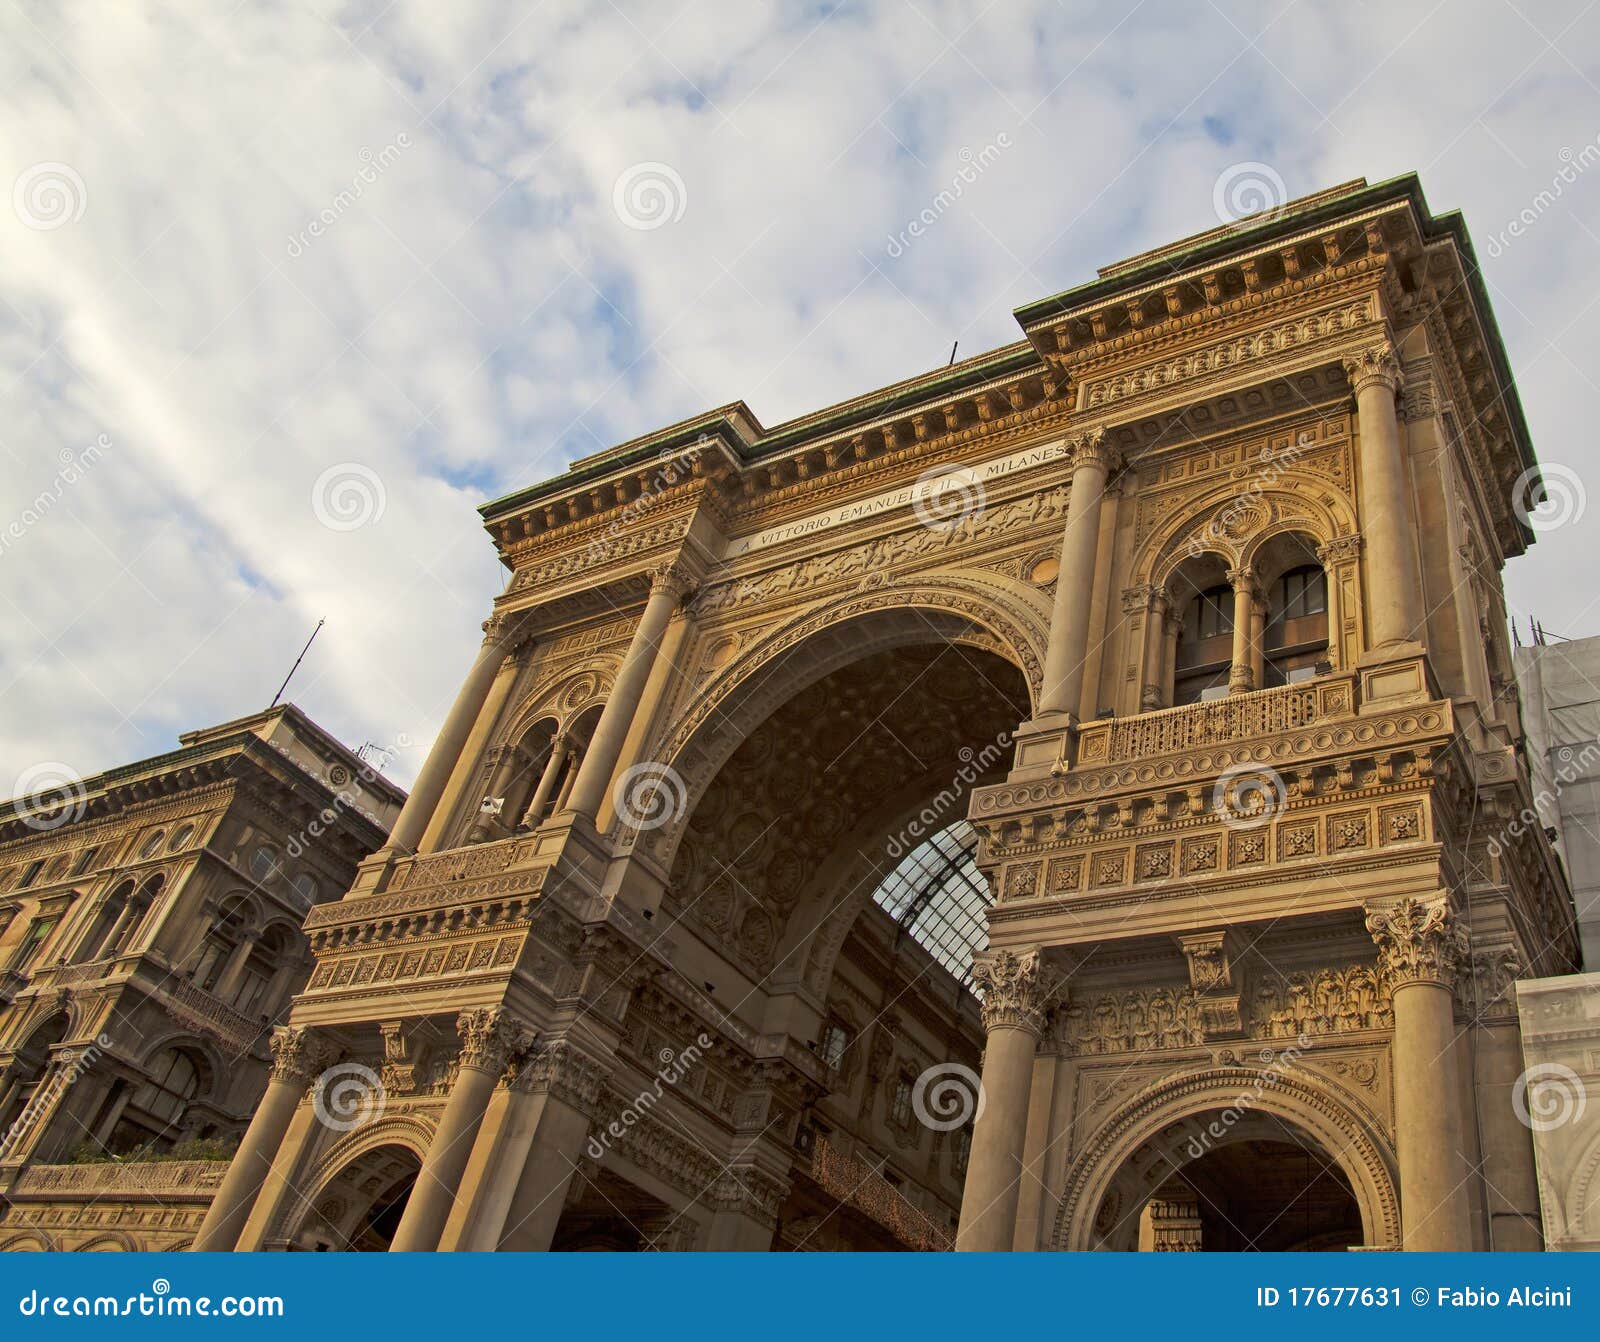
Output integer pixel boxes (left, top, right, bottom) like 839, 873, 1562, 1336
1061, 1082, 1398, 1252
0, 1012, 70, 1154
1136, 1136, 1362, 1251
1166, 553, 1234, 707
107, 1045, 208, 1154
1253, 534, 1330, 687
470, 714, 561, 842
290, 1143, 422, 1252
663, 639, 1027, 991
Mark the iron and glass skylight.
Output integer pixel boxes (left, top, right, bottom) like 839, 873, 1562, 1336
869, 820, 992, 986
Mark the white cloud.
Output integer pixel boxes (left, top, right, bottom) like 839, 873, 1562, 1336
2, 0, 1598, 793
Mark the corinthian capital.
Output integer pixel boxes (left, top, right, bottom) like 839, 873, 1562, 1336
269, 1025, 338, 1085
1341, 343, 1402, 397
481, 611, 522, 651
972, 947, 1055, 1037
648, 561, 696, 602
455, 1005, 536, 1075
1365, 896, 1468, 989
1066, 426, 1121, 475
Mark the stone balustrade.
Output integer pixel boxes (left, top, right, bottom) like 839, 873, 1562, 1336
808, 1136, 954, 1252
13, 1159, 229, 1196
151, 979, 265, 1056
1073, 673, 1358, 767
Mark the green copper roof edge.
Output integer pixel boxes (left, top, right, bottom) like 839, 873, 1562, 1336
478, 343, 1042, 522
1011, 173, 1418, 326
482, 173, 1538, 530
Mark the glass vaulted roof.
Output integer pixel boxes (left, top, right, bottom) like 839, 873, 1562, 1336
869, 820, 992, 987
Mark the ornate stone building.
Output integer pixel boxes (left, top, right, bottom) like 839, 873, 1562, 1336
0, 706, 404, 1250
176, 174, 1583, 1253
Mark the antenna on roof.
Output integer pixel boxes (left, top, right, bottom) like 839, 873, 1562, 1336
948, 341, 958, 366
271, 619, 325, 708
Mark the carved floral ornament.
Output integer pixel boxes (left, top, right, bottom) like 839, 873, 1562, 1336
971, 947, 1057, 1037
269, 1025, 339, 1085
1341, 342, 1403, 398
455, 1005, 537, 1075
1363, 896, 1469, 989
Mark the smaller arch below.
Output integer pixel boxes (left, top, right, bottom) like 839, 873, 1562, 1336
1053, 1066, 1401, 1252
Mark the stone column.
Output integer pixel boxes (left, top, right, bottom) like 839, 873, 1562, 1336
1366, 896, 1473, 1250
192, 1026, 334, 1251
422, 643, 528, 854
956, 948, 1053, 1252
1040, 429, 1120, 718
466, 746, 524, 843
1164, 614, 1182, 705
1140, 591, 1170, 710
389, 1007, 532, 1252
520, 736, 569, 828
1250, 594, 1267, 689
705, 1169, 788, 1250
564, 565, 692, 823
97, 900, 141, 960
387, 615, 521, 855
209, 932, 260, 1003
496, 1042, 609, 1251
1226, 567, 1256, 693
1343, 344, 1423, 650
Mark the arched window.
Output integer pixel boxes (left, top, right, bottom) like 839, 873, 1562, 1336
1174, 585, 1235, 706
132, 1049, 201, 1126
1263, 564, 1329, 687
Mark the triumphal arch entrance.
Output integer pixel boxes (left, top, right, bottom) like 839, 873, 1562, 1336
195, 176, 1578, 1253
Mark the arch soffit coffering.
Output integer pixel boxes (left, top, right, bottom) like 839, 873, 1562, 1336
1051, 1065, 1401, 1252
273, 1117, 434, 1242
634, 576, 1044, 873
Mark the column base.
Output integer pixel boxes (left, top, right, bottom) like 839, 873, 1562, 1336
1356, 645, 1436, 713
1006, 711, 1077, 781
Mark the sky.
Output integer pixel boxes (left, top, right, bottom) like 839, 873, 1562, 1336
3, 0, 1600, 795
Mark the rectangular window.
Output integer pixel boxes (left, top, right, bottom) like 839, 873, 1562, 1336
71, 846, 99, 876
891, 1075, 914, 1127
16, 860, 45, 890
14, 916, 59, 970
819, 1023, 850, 1070
953, 1127, 972, 1176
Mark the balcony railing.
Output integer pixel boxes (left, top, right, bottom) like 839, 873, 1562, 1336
808, 1136, 955, 1252
1073, 673, 1357, 767
387, 833, 545, 890
151, 978, 266, 1056
12, 1159, 229, 1197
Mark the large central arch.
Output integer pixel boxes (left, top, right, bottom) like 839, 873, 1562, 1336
638, 583, 1039, 1010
